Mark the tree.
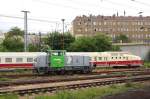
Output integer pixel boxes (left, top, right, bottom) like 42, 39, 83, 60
114, 34, 130, 43
68, 33, 120, 52
5, 27, 24, 37
2, 36, 24, 52
2, 27, 24, 52
44, 32, 75, 50
28, 44, 39, 52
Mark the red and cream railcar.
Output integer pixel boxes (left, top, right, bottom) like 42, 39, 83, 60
0, 52, 46, 69
90, 52, 143, 67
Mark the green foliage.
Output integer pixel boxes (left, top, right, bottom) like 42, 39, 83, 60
1, 27, 24, 52
144, 61, 150, 68
68, 33, 120, 52
28, 44, 39, 52
35, 83, 141, 99
44, 32, 75, 50
2, 36, 24, 52
111, 45, 121, 51
114, 34, 130, 43
5, 27, 23, 38
0, 94, 18, 99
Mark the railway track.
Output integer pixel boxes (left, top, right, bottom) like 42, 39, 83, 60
0, 75, 150, 96
0, 68, 150, 86
0, 68, 149, 78
0, 74, 125, 87
0, 72, 149, 88
0, 68, 150, 87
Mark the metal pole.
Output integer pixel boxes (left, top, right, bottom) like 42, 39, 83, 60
61, 19, 65, 50
21, 10, 30, 52
39, 32, 41, 51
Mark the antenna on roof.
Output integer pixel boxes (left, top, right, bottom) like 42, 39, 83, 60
124, 10, 126, 16
117, 11, 118, 16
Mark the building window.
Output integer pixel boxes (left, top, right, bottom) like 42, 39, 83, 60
5, 58, 12, 63
85, 28, 88, 32
99, 22, 101, 25
113, 22, 116, 25
93, 22, 96, 25
77, 29, 81, 32
78, 22, 81, 25
16, 58, 23, 62
27, 58, 33, 62
99, 28, 102, 31
104, 22, 107, 25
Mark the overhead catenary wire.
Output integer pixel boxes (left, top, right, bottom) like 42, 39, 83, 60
103, 0, 141, 12
0, 14, 71, 24
32, 0, 93, 13
131, 0, 150, 7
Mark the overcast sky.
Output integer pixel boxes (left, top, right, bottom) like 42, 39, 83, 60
0, 0, 150, 33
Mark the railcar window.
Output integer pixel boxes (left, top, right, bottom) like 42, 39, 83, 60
5, 58, 12, 62
112, 57, 113, 59
0, 58, 1, 63
27, 58, 33, 62
94, 57, 97, 61
16, 58, 23, 62
119, 57, 121, 59
99, 57, 102, 60
104, 57, 107, 61
116, 57, 117, 59
34, 58, 37, 62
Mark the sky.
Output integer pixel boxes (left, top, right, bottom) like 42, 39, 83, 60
0, 0, 150, 33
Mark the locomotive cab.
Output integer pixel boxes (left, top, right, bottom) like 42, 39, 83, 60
48, 50, 66, 68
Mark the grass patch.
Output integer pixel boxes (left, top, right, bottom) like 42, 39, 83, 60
0, 83, 143, 99
0, 69, 32, 75
0, 77, 11, 81
0, 94, 18, 99
144, 61, 150, 68
35, 83, 142, 99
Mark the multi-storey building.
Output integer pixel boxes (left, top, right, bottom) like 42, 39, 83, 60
72, 15, 150, 43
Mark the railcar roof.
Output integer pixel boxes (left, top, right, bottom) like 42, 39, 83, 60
0, 52, 46, 57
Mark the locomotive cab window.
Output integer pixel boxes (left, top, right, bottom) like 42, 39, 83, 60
5, 58, 12, 63
27, 58, 33, 62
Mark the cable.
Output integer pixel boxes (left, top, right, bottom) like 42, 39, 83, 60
131, 0, 150, 7
104, 0, 140, 11
0, 14, 62, 24
32, 0, 93, 13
